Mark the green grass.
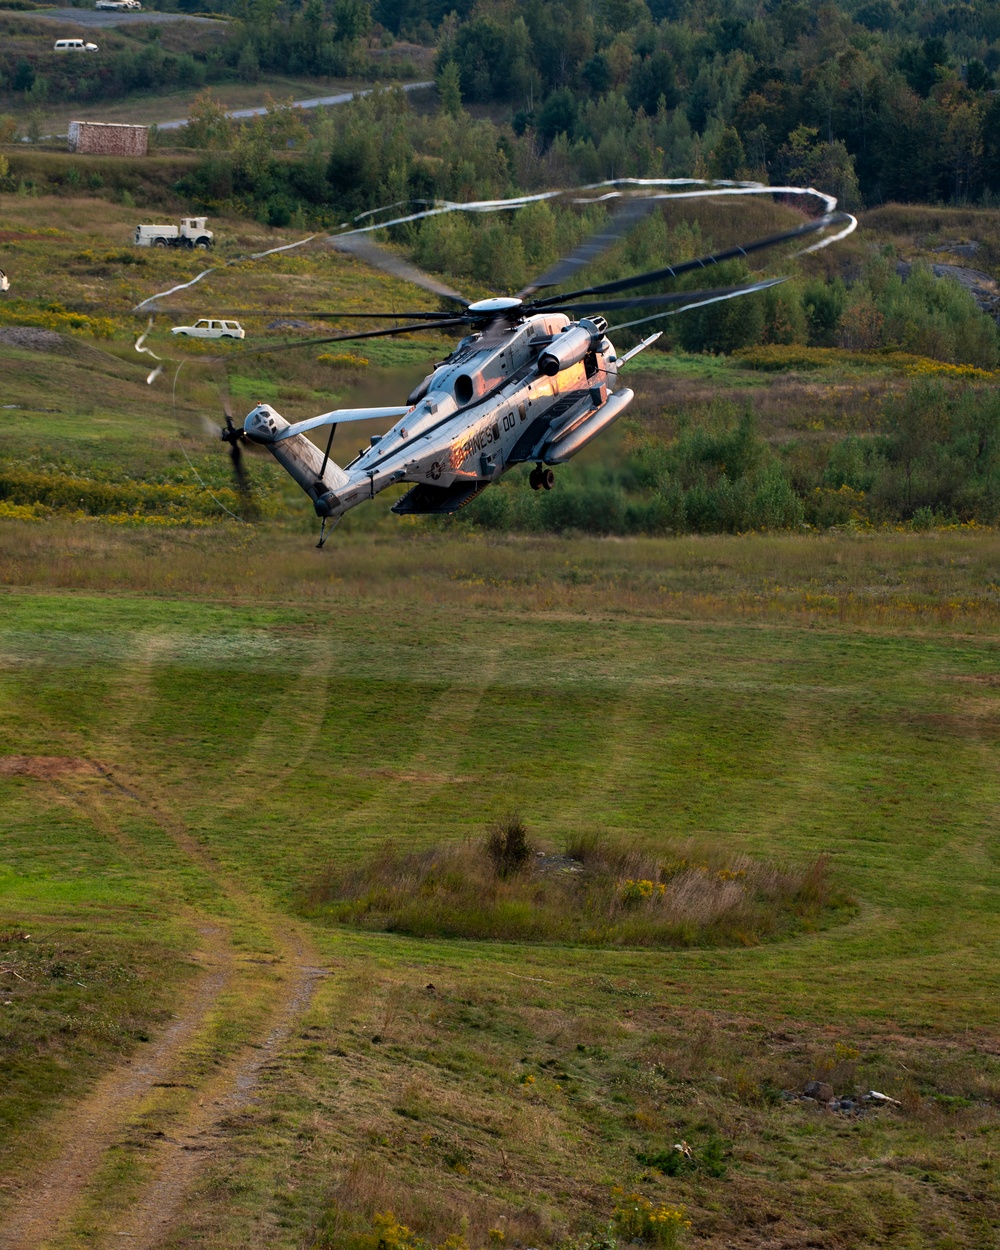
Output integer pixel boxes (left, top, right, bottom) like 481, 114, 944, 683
1, 523, 1000, 1246
2, 194, 1000, 1249
622, 349, 771, 386
0, 920, 186, 1137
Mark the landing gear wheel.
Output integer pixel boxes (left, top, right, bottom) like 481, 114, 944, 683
529, 467, 542, 491
540, 468, 555, 490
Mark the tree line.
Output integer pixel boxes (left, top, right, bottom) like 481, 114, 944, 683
428, 0, 1000, 206
459, 381, 1000, 536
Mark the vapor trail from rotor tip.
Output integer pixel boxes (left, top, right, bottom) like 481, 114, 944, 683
608, 276, 787, 333
132, 179, 856, 326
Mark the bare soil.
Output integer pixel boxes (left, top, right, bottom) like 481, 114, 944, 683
0, 754, 98, 779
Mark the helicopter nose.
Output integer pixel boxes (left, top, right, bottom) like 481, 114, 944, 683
243, 404, 287, 443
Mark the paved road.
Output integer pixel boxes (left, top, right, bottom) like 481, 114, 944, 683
156, 80, 433, 130
30, 6, 219, 25
38, 79, 432, 139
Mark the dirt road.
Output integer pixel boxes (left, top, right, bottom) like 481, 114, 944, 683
0, 719, 324, 1248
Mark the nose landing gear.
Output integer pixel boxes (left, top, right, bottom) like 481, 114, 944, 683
529, 465, 555, 491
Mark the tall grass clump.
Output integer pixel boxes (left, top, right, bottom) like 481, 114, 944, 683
484, 812, 532, 879
304, 827, 850, 948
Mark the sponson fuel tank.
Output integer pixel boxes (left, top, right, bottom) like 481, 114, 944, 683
544, 388, 635, 463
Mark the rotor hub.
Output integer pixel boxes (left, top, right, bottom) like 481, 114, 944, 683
467, 297, 523, 317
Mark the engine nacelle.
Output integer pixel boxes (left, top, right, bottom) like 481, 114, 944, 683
538, 325, 594, 376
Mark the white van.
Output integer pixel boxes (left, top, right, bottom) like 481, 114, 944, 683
54, 38, 99, 51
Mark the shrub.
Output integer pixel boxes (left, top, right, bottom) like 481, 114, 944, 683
0, 468, 240, 519
484, 812, 532, 879
803, 277, 847, 346
0, 300, 116, 339
318, 352, 369, 368
304, 832, 851, 949
658, 410, 803, 533
834, 256, 1000, 369
674, 260, 766, 355
802, 484, 868, 528
611, 1190, 691, 1248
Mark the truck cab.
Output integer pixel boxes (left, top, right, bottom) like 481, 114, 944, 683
179, 218, 213, 248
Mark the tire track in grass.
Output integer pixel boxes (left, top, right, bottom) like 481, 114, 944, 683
94, 914, 323, 1250
0, 641, 328, 1249
337, 650, 503, 835
49, 758, 328, 1250
223, 648, 333, 806
562, 678, 643, 831
0, 923, 234, 1250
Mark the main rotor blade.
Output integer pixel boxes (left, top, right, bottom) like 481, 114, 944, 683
529, 212, 846, 308
607, 276, 788, 333
550, 280, 785, 316
329, 234, 470, 308
517, 197, 659, 298
162, 310, 459, 321
214, 318, 469, 360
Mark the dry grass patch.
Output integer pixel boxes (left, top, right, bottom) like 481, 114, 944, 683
305, 822, 849, 948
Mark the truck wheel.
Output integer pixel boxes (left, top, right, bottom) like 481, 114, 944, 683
154, 238, 167, 248
195, 237, 211, 249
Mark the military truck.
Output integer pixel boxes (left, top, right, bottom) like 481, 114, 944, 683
134, 217, 213, 249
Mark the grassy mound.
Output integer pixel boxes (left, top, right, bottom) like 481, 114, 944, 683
305, 820, 851, 948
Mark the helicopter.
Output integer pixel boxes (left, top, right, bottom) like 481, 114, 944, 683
151, 183, 856, 546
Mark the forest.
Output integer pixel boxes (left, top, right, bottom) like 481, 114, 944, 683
7, 0, 1000, 209
184, 0, 1000, 206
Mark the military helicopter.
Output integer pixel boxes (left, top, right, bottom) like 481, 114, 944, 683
157, 186, 856, 546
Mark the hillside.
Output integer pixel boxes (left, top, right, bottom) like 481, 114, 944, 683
2, 3, 1000, 1246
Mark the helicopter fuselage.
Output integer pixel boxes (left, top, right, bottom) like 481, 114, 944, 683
242, 309, 637, 522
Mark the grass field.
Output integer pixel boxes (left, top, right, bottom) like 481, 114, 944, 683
2, 191, 1000, 1249
1, 520, 999, 1249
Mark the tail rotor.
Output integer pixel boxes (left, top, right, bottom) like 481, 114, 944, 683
213, 365, 251, 497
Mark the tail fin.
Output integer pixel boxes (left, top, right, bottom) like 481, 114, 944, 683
244, 406, 348, 509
